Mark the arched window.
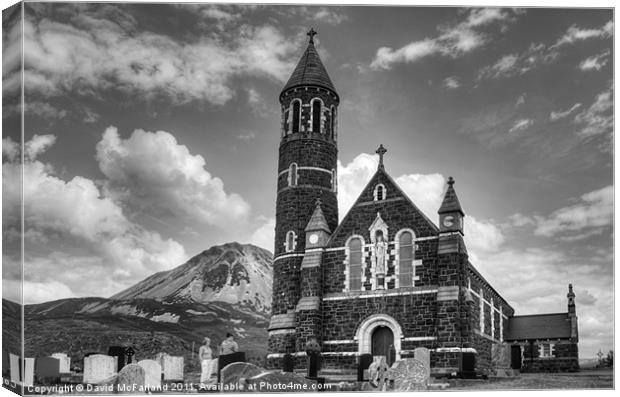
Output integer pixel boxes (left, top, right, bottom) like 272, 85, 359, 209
291, 100, 301, 133
331, 169, 337, 192
398, 231, 414, 287
288, 163, 298, 187
373, 184, 386, 201
311, 99, 322, 133
283, 108, 289, 135
285, 231, 297, 252
348, 237, 363, 290
330, 106, 336, 139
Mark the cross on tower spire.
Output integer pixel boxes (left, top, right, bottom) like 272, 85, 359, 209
307, 28, 317, 44
376, 144, 387, 169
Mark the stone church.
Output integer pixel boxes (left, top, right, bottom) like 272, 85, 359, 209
267, 30, 579, 375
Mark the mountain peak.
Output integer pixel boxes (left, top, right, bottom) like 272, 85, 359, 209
111, 242, 273, 313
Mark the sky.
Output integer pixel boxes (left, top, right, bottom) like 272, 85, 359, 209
1, 2, 614, 357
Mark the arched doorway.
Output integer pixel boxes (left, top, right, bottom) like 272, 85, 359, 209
355, 313, 403, 362
371, 326, 395, 364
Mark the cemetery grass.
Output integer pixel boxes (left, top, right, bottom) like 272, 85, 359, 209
451, 371, 613, 390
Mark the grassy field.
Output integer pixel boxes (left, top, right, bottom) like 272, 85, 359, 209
451, 370, 613, 390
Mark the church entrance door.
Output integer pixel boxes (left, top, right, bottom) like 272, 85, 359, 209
371, 326, 394, 365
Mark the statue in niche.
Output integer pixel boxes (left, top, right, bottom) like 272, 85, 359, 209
374, 230, 387, 289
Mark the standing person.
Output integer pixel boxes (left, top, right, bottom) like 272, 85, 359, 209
199, 337, 214, 385
219, 333, 238, 355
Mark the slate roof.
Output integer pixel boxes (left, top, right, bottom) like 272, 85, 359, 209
281, 41, 337, 94
505, 313, 572, 340
438, 178, 464, 215
305, 203, 330, 233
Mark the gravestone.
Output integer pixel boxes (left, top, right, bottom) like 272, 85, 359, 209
83, 354, 116, 384
35, 357, 60, 383
24, 358, 34, 387
307, 353, 321, 378
124, 347, 135, 365
460, 352, 476, 378
9, 353, 20, 383
217, 352, 245, 382
107, 346, 127, 372
282, 354, 294, 373
368, 356, 389, 390
492, 343, 518, 377
116, 364, 145, 393
357, 353, 373, 381
51, 353, 71, 373
220, 362, 263, 387
156, 354, 184, 381
246, 371, 317, 392
388, 358, 428, 391
137, 360, 161, 390
413, 347, 431, 384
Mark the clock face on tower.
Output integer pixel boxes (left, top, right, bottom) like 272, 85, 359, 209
443, 215, 454, 227
309, 233, 319, 244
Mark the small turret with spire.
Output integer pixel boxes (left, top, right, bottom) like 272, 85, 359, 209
567, 283, 576, 317
438, 176, 465, 235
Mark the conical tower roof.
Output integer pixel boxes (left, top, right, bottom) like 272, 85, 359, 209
281, 29, 337, 96
438, 177, 464, 215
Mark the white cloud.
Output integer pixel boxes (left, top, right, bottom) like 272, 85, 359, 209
237, 131, 256, 141
442, 76, 461, 89
579, 49, 610, 71
83, 108, 100, 123
550, 103, 581, 121
96, 126, 251, 228
8, 7, 300, 105
395, 173, 445, 220
464, 216, 505, 254
478, 20, 612, 80
313, 7, 348, 25
3, 101, 67, 120
249, 217, 275, 251
534, 185, 612, 238
515, 93, 526, 107
337, 153, 380, 217
508, 118, 533, 133
370, 8, 520, 70
554, 20, 613, 47
573, 85, 613, 138
2, 135, 188, 303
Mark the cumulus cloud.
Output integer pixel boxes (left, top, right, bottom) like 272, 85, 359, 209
550, 103, 581, 121
579, 49, 610, 71
250, 217, 275, 251
2, 134, 188, 303
573, 85, 613, 138
6, 4, 300, 105
464, 216, 505, 254
395, 173, 446, 220
442, 76, 461, 89
337, 153, 380, 217
370, 8, 520, 70
96, 126, 251, 227
3, 101, 67, 120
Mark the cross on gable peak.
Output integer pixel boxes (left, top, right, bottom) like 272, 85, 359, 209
375, 144, 387, 169
307, 28, 317, 43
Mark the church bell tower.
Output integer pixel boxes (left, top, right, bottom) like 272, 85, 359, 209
268, 29, 339, 358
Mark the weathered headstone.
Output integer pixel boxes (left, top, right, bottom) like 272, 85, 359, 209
24, 358, 34, 387
368, 356, 389, 390
414, 347, 431, 384
116, 364, 145, 393
217, 352, 245, 382
388, 358, 428, 391
51, 353, 71, 373
9, 353, 20, 383
492, 343, 518, 377
357, 353, 373, 381
137, 359, 161, 390
246, 370, 317, 392
282, 354, 294, 373
107, 346, 127, 372
35, 357, 61, 383
83, 354, 116, 384
156, 354, 184, 381
220, 362, 263, 387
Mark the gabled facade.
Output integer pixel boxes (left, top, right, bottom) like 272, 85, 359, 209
267, 30, 578, 375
